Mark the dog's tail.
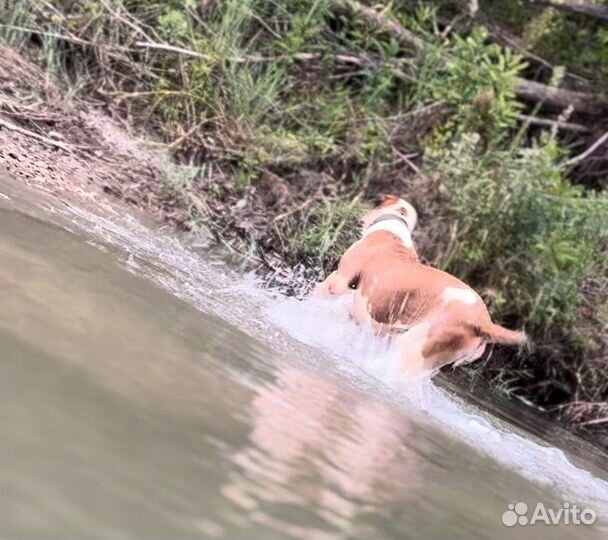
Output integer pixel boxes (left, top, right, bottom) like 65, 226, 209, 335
476, 323, 528, 347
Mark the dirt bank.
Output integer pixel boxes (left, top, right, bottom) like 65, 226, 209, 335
0, 45, 165, 213
0, 40, 349, 291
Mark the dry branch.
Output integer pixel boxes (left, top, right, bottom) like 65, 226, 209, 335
524, 0, 608, 22
330, 0, 424, 51
0, 116, 74, 152
134, 41, 366, 66
329, 1, 608, 115
484, 21, 554, 70
559, 131, 608, 169
516, 113, 589, 133
515, 78, 608, 115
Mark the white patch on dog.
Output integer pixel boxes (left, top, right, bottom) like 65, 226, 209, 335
363, 219, 413, 247
442, 286, 478, 306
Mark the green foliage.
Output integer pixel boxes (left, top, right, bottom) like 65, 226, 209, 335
272, 0, 328, 54
248, 127, 310, 166
412, 28, 526, 144
425, 133, 608, 334
157, 9, 191, 45
0, 2, 35, 49
222, 62, 286, 126
534, 16, 608, 87
483, 0, 608, 87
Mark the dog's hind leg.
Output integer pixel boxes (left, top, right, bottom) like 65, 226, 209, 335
392, 320, 434, 376
421, 325, 486, 370
393, 319, 486, 376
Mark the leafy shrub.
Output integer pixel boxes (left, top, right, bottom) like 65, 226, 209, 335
283, 198, 364, 270
482, 0, 608, 87
412, 28, 527, 144
425, 133, 608, 337
157, 9, 191, 45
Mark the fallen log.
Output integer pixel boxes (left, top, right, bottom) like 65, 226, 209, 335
515, 78, 608, 115
524, 1, 608, 22
331, 1, 608, 115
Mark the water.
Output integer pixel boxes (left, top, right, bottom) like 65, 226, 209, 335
1, 173, 607, 540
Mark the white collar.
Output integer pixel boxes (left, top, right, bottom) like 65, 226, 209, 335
363, 215, 413, 247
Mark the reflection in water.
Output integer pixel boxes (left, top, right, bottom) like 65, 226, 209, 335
224, 364, 418, 536
0, 208, 259, 417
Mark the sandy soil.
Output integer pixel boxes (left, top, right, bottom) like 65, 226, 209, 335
0, 44, 183, 223
0, 43, 317, 291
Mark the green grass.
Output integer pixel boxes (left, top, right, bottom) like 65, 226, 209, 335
281, 196, 365, 270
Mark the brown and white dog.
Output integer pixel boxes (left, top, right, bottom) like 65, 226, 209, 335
314, 195, 527, 375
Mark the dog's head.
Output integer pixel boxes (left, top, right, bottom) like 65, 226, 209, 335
362, 195, 418, 232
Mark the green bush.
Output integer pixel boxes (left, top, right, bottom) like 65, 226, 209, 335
425, 133, 608, 337
482, 0, 608, 87
283, 197, 364, 270
411, 28, 527, 145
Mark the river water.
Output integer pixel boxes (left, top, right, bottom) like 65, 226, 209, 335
0, 172, 606, 540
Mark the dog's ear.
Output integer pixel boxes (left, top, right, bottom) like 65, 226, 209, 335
379, 194, 400, 207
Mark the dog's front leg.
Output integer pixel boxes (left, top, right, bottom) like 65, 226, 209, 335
312, 271, 351, 297
312, 241, 365, 298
